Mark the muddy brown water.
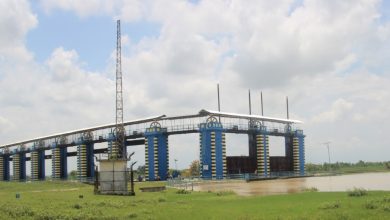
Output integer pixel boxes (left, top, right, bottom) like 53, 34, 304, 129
193, 172, 390, 196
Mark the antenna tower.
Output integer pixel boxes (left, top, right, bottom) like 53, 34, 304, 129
115, 20, 125, 159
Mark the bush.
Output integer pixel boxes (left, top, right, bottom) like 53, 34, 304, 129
364, 200, 378, 209
303, 187, 319, 192
176, 189, 190, 194
215, 191, 235, 196
128, 213, 138, 218
383, 196, 390, 203
319, 201, 341, 209
347, 187, 368, 197
73, 204, 82, 209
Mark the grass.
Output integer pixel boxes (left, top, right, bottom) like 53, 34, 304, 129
0, 181, 390, 219
338, 165, 389, 174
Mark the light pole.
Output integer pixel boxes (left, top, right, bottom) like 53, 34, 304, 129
323, 142, 331, 170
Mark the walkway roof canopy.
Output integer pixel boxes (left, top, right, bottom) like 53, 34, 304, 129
199, 109, 303, 124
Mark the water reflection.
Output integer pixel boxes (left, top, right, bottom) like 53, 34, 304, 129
193, 172, 390, 196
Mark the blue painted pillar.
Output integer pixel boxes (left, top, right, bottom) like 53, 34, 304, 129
52, 145, 68, 180
144, 127, 168, 181
0, 154, 10, 181
13, 151, 26, 181
199, 118, 226, 180
77, 140, 94, 182
31, 148, 45, 181
293, 130, 305, 176
108, 132, 118, 159
255, 126, 270, 177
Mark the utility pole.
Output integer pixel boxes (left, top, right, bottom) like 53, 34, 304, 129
115, 20, 125, 159
217, 84, 221, 122
248, 89, 252, 115
323, 142, 331, 170
286, 96, 289, 119
260, 91, 264, 116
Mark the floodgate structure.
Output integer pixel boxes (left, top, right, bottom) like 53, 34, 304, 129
0, 110, 305, 182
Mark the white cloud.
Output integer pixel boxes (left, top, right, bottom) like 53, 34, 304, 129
0, 0, 37, 62
311, 99, 354, 123
1, 0, 390, 168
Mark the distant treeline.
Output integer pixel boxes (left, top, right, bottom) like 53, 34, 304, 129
306, 160, 390, 172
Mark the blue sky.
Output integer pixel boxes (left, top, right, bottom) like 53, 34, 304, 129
27, 4, 161, 71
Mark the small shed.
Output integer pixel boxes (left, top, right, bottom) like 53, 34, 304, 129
98, 159, 129, 195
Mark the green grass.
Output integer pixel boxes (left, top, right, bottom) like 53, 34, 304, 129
0, 181, 390, 219
337, 165, 389, 174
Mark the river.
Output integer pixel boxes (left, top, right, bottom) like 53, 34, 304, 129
193, 172, 390, 196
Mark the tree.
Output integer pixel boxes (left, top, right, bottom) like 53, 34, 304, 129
189, 160, 200, 177
137, 165, 145, 175
69, 170, 77, 180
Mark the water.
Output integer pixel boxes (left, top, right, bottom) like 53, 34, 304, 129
193, 172, 390, 196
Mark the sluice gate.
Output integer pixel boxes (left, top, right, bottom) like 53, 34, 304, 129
0, 109, 305, 182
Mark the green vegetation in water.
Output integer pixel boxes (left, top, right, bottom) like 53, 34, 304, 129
0, 181, 389, 219
303, 187, 319, 192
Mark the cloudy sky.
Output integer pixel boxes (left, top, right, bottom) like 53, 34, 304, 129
1, 0, 390, 171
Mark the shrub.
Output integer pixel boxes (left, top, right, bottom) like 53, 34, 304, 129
128, 213, 138, 218
347, 187, 368, 197
364, 200, 378, 209
319, 201, 341, 209
383, 196, 390, 203
382, 205, 390, 212
215, 190, 235, 196
176, 189, 190, 194
303, 187, 319, 192
73, 204, 82, 209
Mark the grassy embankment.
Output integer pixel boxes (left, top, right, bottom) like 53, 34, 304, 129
0, 181, 390, 219
306, 161, 390, 175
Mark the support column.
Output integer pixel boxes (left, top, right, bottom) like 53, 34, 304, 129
108, 132, 119, 159
255, 126, 270, 177
77, 144, 87, 182
77, 142, 94, 182
293, 130, 305, 176
53, 147, 68, 179
13, 152, 26, 181
144, 125, 168, 181
0, 154, 10, 181
199, 117, 226, 180
31, 150, 45, 181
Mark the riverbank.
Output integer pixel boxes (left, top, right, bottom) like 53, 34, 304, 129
0, 179, 389, 219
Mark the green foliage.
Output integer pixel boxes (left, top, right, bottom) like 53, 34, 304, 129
215, 190, 235, 196
364, 200, 378, 209
303, 187, 319, 192
127, 213, 138, 218
136, 165, 145, 175
305, 160, 390, 174
69, 170, 77, 180
73, 203, 82, 209
348, 188, 368, 197
189, 160, 200, 177
176, 189, 191, 194
158, 197, 166, 202
319, 201, 341, 209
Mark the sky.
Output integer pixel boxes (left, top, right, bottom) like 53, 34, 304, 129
1, 0, 390, 172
